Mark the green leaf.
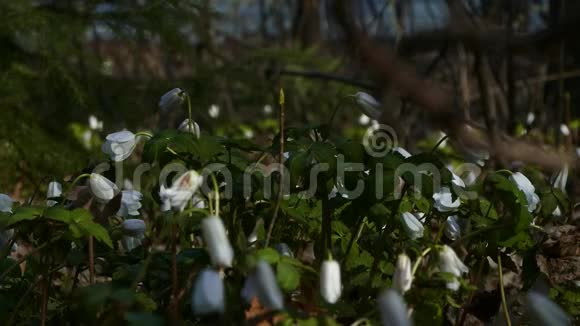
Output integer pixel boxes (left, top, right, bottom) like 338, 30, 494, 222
256, 248, 280, 264
44, 207, 74, 223
4, 206, 43, 226
276, 260, 300, 291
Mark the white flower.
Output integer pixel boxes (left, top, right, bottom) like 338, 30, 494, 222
254, 261, 284, 310
159, 88, 184, 111
526, 292, 570, 326
509, 172, 539, 212
438, 245, 469, 291
0, 194, 14, 213
274, 243, 294, 258
400, 212, 424, 240
191, 268, 225, 315
101, 130, 137, 162
444, 216, 461, 241
552, 164, 568, 193
560, 124, 570, 136
353, 91, 381, 120
117, 190, 142, 217
393, 254, 412, 294
377, 289, 412, 326
46, 181, 62, 207
191, 194, 206, 209
208, 104, 220, 118
121, 235, 143, 252
451, 172, 465, 188
433, 187, 460, 212
526, 112, 535, 125
263, 104, 273, 115
358, 114, 371, 125
178, 119, 200, 138
162, 171, 203, 212
552, 206, 562, 218
201, 216, 234, 267
247, 218, 263, 245
392, 147, 411, 158
88, 115, 103, 131
320, 259, 341, 304
121, 219, 146, 237
89, 173, 119, 202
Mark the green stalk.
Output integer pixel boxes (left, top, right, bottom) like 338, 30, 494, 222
498, 254, 512, 326
411, 247, 433, 276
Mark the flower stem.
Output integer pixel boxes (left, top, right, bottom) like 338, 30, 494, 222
134, 131, 153, 138
186, 94, 194, 137
70, 173, 91, 189
210, 174, 220, 216
411, 247, 433, 276
497, 254, 512, 326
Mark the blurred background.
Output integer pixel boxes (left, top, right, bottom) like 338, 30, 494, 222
0, 0, 577, 199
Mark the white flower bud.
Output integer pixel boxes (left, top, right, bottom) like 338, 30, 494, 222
400, 212, 424, 240
509, 172, 539, 212
159, 88, 184, 112
46, 181, 62, 207
393, 254, 412, 294
377, 289, 412, 326
254, 261, 284, 310
444, 216, 461, 241
201, 216, 234, 267
354, 91, 382, 120
320, 259, 341, 304
178, 119, 200, 138
118, 190, 142, 217
432, 187, 460, 212
191, 268, 225, 315
526, 292, 570, 326
121, 235, 143, 252
101, 130, 137, 162
0, 194, 14, 213
89, 173, 119, 202
438, 245, 468, 291
122, 219, 146, 237
552, 164, 568, 193
162, 171, 203, 212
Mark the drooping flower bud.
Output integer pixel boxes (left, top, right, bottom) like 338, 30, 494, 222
201, 216, 234, 267
393, 254, 412, 294
353, 92, 381, 120
0, 194, 14, 213
552, 164, 568, 193
254, 261, 284, 310
122, 219, 146, 237
191, 268, 225, 315
432, 187, 460, 212
46, 181, 62, 207
121, 235, 143, 252
444, 216, 461, 241
438, 245, 469, 291
509, 172, 539, 212
274, 243, 294, 258
241, 273, 258, 304
117, 190, 142, 217
320, 259, 341, 304
377, 289, 412, 326
400, 212, 424, 240
89, 173, 119, 202
101, 130, 137, 162
178, 119, 200, 138
162, 171, 203, 212
159, 88, 185, 112
526, 292, 570, 326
